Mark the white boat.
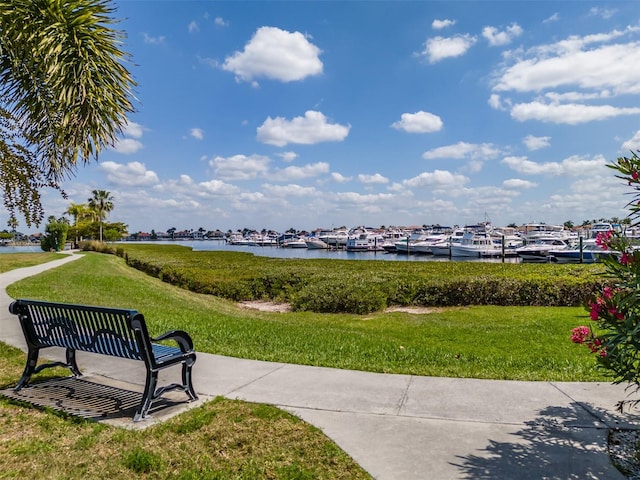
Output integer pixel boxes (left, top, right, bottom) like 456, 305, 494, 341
305, 238, 329, 249
227, 233, 250, 245
516, 238, 573, 263
319, 229, 349, 247
247, 233, 278, 246
346, 233, 385, 252
429, 230, 465, 256
380, 228, 409, 253
589, 222, 622, 238
547, 239, 615, 264
407, 230, 450, 254
450, 230, 502, 257
281, 238, 308, 248
521, 223, 572, 243
394, 230, 430, 254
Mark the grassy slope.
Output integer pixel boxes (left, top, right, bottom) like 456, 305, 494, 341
0, 344, 369, 479
0, 252, 67, 273
6, 252, 606, 382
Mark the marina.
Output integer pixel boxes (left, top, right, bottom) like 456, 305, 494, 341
3, 221, 631, 264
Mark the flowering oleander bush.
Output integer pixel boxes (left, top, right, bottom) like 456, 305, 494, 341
572, 152, 640, 409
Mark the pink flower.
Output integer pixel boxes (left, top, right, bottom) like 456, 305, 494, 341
633, 171, 639, 180
571, 326, 590, 344
595, 231, 613, 250
603, 286, 614, 300
590, 303, 601, 320
620, 252, 632, 266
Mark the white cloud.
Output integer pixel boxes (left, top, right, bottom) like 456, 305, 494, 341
257, 110, 350, 147
190, 128, 204, 140
112, 138, 143, 155
214, 17, 228, 27
523, 135, 551, 151
97, 161, 159, 187
494, 39, 640, 95
198, 56, 219, 69
123, 121, 144, 139
262, 184, 317, 197
510, 101, 640, 124
391, 111, 443, 133
501, 156, 563, 176
198, 179, 240, 195
543, 13, 560, 24
503, 178, 538, 189
188, 21, 199, 33
403, 170, 470, 188
332, 172, 352, 183
358, 173, 389, 185
111, 121, 145, 154
157, 175, 239, 198
422, 141, 501, 160
622, 130, 640, 152
589, 7, 617, 20
482, 23, 523, 47
488, 94, 506, 110
222, 26, 323, 83
543, 175, 626, 222
277, 151, 298, 162
544, 91, 612, 103
465, 160, 484, 174
142, 33, 165, 45
421, 34, 477, 63
432, 19, 456, 30
333, 191, 396, 206
267, 162, 330, 181
209, 154, 271, 180
502, 154, 606, 176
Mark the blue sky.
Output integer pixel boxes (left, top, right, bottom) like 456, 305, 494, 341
21, 1, 640, 233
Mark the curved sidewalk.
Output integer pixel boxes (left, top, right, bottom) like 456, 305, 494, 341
1, 253, 638, 479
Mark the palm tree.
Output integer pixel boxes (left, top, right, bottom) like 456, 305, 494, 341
88, 190, 114, 242
65, 202, 93, 245
0, 0, 135, 227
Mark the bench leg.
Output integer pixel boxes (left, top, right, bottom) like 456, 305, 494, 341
182, 359, 198, 401
14, 348, 39, 391
66, 348, 82, 377
134, 369, 158, 422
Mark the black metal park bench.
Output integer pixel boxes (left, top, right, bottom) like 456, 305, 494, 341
8, 299, 198, 421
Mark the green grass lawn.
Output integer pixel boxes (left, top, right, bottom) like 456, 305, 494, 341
0, 252, 67, 273
0, 344, 369, 479
6, 252, 607, 382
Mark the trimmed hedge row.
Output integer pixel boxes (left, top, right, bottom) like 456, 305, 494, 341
119, 244, 608, 314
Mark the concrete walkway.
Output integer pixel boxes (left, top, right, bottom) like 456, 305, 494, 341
2, 252, 640, 479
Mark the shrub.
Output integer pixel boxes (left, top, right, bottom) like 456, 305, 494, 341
291, 280, 388, 314
40, 217, 68, 252
572, 152, 640, 409
79, 240, 116, 255
120, 244, 605, 314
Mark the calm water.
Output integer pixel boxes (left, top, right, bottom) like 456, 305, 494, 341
0, 245, 45, 254
0, 241, 520, 263
138, 240, 521, 263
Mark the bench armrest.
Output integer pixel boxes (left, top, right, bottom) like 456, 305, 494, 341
152, 330, 194, 352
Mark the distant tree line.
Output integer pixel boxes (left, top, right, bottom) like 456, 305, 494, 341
41, 189, 127, 250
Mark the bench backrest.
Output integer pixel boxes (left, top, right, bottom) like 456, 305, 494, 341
10, 299, 145, 361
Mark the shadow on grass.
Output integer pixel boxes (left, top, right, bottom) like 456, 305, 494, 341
451, 402, 638, 479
